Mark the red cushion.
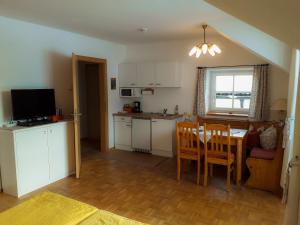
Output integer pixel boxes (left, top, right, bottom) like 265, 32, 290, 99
250, 147, 276, 160
207, 152, 235, 160
247, 130, 261, 149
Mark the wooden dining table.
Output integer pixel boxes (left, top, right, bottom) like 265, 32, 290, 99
194, 127, 248, 186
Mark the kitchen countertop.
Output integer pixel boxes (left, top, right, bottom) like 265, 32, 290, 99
113, 112, 183, 120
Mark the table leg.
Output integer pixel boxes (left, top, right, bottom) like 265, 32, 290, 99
236, 139, 242, 186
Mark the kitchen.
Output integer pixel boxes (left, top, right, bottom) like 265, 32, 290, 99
114, 62, 183, 158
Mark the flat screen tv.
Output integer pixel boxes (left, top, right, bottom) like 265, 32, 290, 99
11, 89, 56, 120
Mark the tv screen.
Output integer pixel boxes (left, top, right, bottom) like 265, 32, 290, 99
11, 89, 56, 120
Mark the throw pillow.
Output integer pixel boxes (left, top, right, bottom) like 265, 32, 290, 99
260, 126, 277, 150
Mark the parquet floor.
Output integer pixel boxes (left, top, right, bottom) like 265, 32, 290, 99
0, 144, 284, 225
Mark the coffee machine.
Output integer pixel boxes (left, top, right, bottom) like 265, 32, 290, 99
133, 101, 141, 113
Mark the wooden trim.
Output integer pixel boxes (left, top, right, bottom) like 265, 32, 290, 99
72, 53, 109, 178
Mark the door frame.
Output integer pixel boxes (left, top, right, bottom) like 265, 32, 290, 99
72, 53, 108, 178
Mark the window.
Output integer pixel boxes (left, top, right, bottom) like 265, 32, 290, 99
208, 68, 254, 114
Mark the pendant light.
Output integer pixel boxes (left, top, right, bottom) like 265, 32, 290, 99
189, 25, 221, 57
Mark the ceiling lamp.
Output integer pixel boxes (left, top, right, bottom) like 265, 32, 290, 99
189, 24, 221, 57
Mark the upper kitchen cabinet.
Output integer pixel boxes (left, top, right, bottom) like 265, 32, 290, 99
155, 62, 181, 87
137, 62, 156, 87
118, 62, 182, 88
118, 63, 138, 87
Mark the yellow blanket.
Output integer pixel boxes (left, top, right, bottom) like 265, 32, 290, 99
78, 210, 148, 225
0, 192, 97, 225
0, 192, 148, 225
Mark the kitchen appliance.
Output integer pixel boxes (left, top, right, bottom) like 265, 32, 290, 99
132, 118, 151, 153
133, 101, 141, 113
123, 104, 133, 113
119, 88, 141, 98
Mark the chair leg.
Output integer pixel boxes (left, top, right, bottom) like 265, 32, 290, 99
204, 161, 208, 186
209, 164, 213, 177
226, 164, 231, 191
177, 157, 181, 181
197, 159, 200, 185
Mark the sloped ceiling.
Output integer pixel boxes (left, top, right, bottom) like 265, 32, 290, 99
205, 0, 300, 49
0, 0, 292, 71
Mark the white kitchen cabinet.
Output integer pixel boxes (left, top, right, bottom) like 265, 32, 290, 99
151, 119, 175, 157
132, 118, 151, 152
155, 62, 181, 87
114, 116, 132, 151
118, 62, 182, 88
119, 63, 138, 87
137, 63, 156, 87
0, 121, 75, 197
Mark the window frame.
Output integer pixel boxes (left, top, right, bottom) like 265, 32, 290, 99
207, 67, 254, 115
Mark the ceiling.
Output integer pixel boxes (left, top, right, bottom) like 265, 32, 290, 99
206, 0, 300, 49
0, 0, 224, 44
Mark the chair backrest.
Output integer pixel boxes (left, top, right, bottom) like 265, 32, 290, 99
204, 123, 231, 160
176, 121, 200, 157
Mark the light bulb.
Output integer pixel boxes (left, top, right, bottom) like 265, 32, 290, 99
208, 47, 216, 56
212, 44, 221, 54
189, 46, 197, 56
202, 43, 208, 54
196, 48, 202, 58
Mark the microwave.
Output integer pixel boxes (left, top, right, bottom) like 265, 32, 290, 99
120, 88, 141, 98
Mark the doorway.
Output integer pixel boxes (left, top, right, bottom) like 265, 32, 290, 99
72, 54, 108, 178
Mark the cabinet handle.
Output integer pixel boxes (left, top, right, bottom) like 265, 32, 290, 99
156, 83, 161, 85
148, 83, 154, 85
131, 83, 136, 85
126, 125, 132, 127
152, 121, 157, 123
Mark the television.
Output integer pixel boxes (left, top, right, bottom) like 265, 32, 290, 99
11, 89, 56, 121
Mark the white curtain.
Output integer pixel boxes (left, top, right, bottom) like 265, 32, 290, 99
194, 67, 208, 116
249, 64, 270, 121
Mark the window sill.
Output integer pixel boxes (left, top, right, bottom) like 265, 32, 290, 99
206, 112, 249, 119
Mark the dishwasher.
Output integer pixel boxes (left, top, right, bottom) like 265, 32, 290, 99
132, 118, 151, 153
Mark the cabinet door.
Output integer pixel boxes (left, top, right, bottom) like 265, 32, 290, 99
119, 63, 138, 87
15, 128, 49, 196
155, 62, 181, 87
151, 119, 174, 156
48, 122, 75, 182
114, 121, 132, 150
137, 63, 156, 87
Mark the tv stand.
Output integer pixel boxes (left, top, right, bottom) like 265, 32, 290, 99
17, 119, 53, 127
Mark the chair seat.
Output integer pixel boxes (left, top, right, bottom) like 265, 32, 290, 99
180, 149, 204, 157
250, 147, 276, 160
207, 152, 235, 160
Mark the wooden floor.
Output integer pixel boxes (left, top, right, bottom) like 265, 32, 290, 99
0, 144, 285, 225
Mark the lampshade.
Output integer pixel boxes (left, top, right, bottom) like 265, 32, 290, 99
271, 99, 287, 111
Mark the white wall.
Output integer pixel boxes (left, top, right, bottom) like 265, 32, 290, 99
0, 16, 127, 148
124, 35, 289, 120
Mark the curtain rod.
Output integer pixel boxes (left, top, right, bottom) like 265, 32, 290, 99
197, 64, 269, 69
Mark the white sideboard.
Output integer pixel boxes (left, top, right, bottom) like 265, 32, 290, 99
0, 121, 75, 197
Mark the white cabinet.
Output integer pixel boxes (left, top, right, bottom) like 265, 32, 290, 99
119, 63, 138, 87
137, 63, 156, 87
0, 121, 75, 197
118, 62, 182, 88
15, 128, 50, 196
114, 116, 132, 151
48, 122, 75, 183
155, 62, 181, 87
151, 119, 175, 157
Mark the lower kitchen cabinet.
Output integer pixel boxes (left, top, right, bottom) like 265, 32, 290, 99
151, 119, 175, 157
114, 116, 132, 151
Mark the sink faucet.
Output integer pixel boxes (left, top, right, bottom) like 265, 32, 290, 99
163, 108, 168, 115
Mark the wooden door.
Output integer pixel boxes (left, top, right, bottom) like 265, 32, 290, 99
72, 53, 81, 179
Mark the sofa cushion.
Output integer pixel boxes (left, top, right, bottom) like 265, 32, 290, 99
247, 130, 261, 149
260, 126, 277, 149
250, 147, 276, 160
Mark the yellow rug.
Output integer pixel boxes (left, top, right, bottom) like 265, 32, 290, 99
78, 210, 148, 225
0, 192, 97, 225
0, 192, 148, 225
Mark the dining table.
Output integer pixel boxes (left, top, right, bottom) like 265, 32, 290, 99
194, 126, 248, 186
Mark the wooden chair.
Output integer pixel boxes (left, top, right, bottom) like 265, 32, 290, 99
203, 123, 235, 191
176, 121, 202, 184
